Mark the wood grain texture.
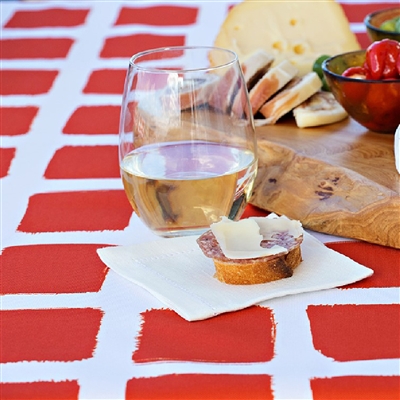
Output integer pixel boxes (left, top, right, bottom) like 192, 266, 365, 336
251, 117, 400, 249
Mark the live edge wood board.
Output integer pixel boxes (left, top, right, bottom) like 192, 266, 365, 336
251, 117, 400, 249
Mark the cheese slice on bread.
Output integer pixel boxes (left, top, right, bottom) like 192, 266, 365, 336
197, 215, 304, 285
212, 0, 360, 76
258, 72, 322, 125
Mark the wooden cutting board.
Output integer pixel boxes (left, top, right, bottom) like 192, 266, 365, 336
251, 117, 400, 249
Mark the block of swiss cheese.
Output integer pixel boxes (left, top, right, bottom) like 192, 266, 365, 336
211, 0, 360, 76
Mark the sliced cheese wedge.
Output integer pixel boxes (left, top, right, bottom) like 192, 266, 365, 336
293, 91, 348, 128
258, 72, 322, 124
249, 59, 298, 115
240, 49, 274, 89
212, 0, 360, 76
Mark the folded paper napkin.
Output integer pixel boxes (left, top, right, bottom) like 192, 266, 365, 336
97, 232, 373, 321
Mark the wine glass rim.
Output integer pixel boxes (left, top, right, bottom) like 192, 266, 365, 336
129, 45, 238, 73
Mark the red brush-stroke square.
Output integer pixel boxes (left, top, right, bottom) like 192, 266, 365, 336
18, 190, 132, 233
1, 106, 39, 135
326, 241, 400, 288
1, 244, 109, 295
100, 34, 185, 58
126, 374, 273, 400
0, 308, 103, 362
241, 204, 269, 219
133, 306, 275, 363
311, 375, 400, 400
0, 70, 58, 95
339, 3, 396, 48
5, 8, 89, 28
340, 2, 396, 23
63, 106, 120, 135
83, 69, 126, 94
355, 32, 371, 49
115, 6, 198, 26
44, 145, 120, 179
0, 381, 80, 400
1, 148, 15, 178
307, 304, 400, 361
0, 38, 73, 59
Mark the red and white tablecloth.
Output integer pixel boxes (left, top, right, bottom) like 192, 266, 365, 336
1, 1, 399, 399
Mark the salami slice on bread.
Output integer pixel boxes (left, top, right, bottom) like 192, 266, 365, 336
197, 215, 304, 285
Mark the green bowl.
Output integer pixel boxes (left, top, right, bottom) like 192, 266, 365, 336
322, 50, 400, 133
364, 7, 400, 42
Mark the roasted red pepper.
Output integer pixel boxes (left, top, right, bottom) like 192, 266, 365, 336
364, 39, 400, 80
397, 52, 400, 76
342, 39, 400, 80
342, 66, 367, 79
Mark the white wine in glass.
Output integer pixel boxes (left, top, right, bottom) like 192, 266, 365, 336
119, 46, 257, 237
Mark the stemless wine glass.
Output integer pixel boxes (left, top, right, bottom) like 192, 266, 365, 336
119, 46, 258, 237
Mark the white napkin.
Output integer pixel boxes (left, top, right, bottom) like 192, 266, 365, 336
97, 232, 373, 321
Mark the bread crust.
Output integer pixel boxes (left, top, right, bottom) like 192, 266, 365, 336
258, 72, 321, 124
250, 62, 298, 114
213, 245, 302, 285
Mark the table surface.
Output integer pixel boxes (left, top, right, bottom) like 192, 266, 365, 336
1, 1, 399, 399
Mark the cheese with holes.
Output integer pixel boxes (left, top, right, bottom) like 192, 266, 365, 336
212, 0, 360, 76
210, 215, 302, 259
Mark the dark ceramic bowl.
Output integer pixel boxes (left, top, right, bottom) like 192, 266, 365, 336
364, 7, 400, 42
322, 50, 400, 133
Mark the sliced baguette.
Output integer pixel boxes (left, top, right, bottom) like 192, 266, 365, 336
168, 75, 219, 111
208, 67, 241, 113
240, 49, 274, 89
258, 72, 322, 125
293, 91, 348, 128
213, 245, 302, 285
249, 60, 298, 115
